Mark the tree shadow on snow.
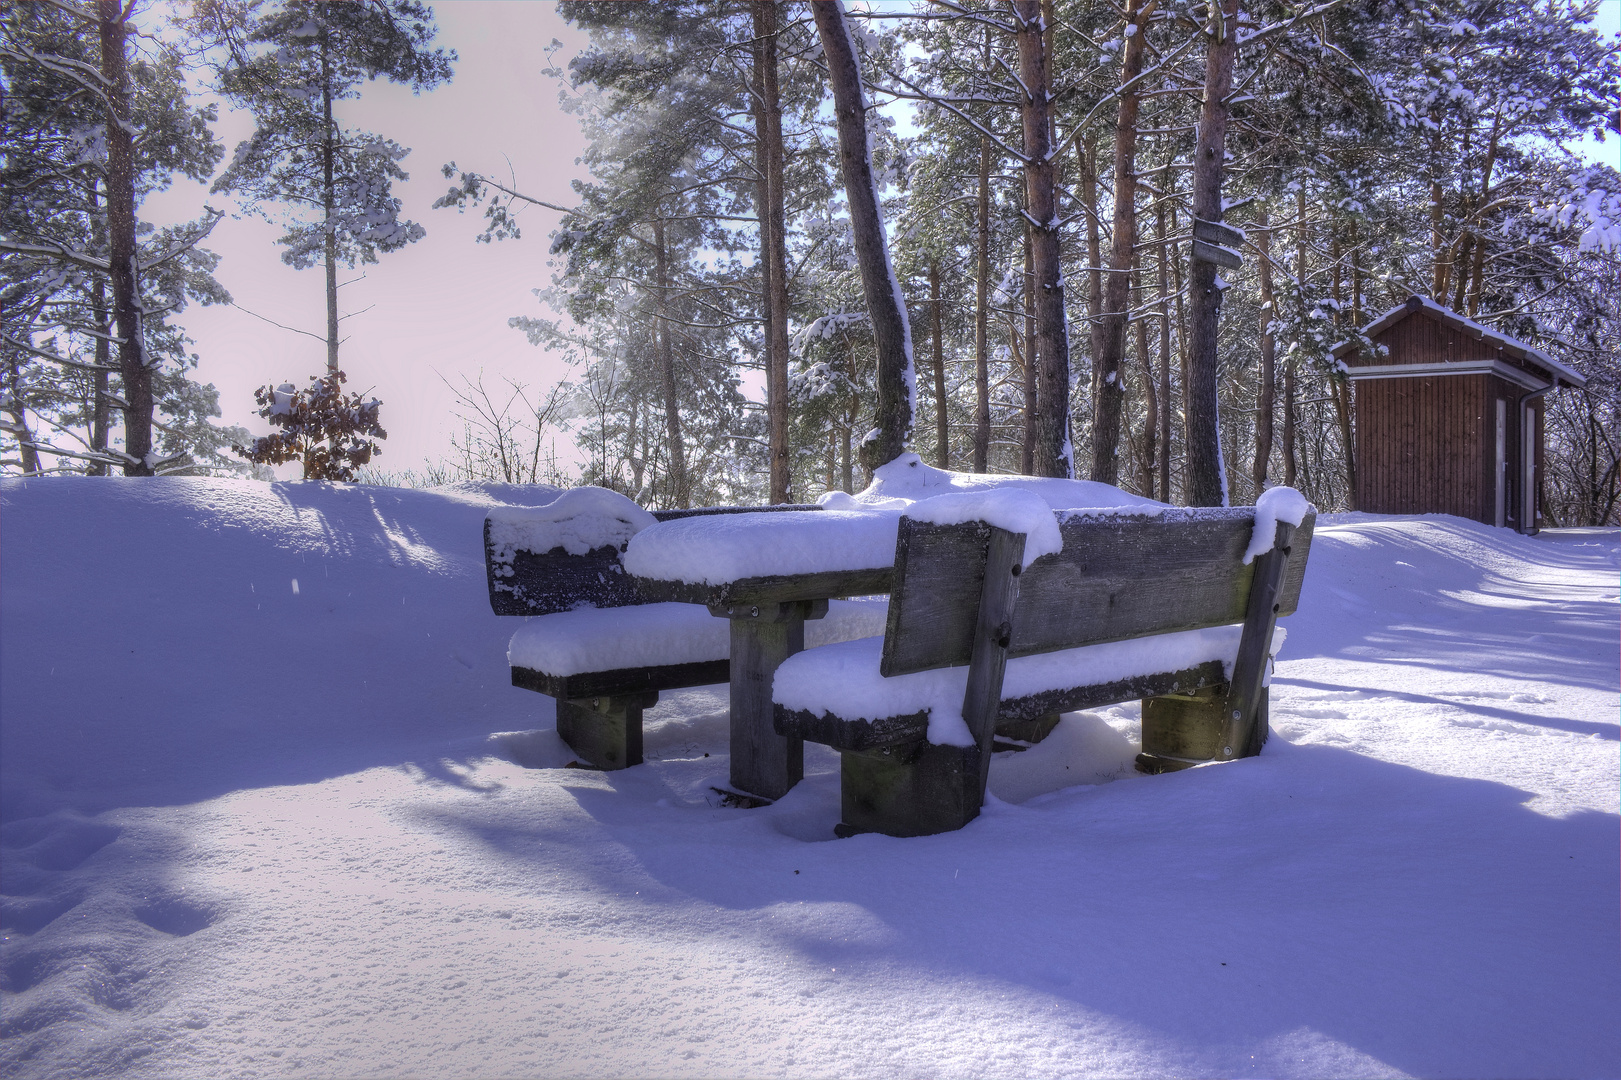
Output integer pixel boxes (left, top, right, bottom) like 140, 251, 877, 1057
427, 735, 1620, 1079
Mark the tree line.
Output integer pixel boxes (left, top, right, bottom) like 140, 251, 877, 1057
2, 0, 449, 476
441, 0, 1618, 523
5, 1, 1618, 525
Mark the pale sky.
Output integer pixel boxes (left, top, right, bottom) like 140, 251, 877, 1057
142, 3, 595, 479
140, 1, 1618, 481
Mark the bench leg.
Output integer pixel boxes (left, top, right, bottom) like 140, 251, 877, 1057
723, 602, 823, 801
555, 692, 655, 770
834, 741, 986, 838
1137, 684, 1268, 773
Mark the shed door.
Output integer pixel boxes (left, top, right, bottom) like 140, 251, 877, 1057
1494, 398, 1507, 528
1522, 404, 1536, 530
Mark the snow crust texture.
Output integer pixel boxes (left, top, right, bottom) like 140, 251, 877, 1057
1, 478, 1617, 1080
624, 457, 1150, 585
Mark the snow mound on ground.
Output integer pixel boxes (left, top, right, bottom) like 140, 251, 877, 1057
1, 478, 1616, 1080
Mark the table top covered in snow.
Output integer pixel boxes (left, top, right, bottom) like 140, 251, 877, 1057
620, 453, 1167, 606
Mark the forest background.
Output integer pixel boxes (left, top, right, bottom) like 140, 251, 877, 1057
4, 0, 1619, 523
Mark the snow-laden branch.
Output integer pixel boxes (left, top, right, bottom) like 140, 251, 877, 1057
0, 237, 111, 272
1, 334, 120, 374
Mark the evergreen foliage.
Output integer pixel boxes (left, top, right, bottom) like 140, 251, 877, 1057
197, 0, 454, 372
447, 0, 1617, 521
1, 0, 246, 477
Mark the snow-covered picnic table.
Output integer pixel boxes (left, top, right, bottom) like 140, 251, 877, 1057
620, 507, 902, 798
488, 454, 1179, 799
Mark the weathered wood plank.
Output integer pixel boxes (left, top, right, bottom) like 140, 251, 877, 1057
1222, 520, 1295, 758
880, 518, 995, 678
774, 661, 1228, 752
486, 503, 826, 616
996, 661, 1229, 725
555, 691, 657, 770
636, 566, 894, 608
510, 659, 730, 702
961, 526, 1025, 803
881, 509, 1314, 676
652, 503, 823, 521
487, 533, 644, 616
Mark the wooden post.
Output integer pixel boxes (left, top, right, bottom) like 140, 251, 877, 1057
1137, 516, 1298, 772
837, 527, 1024, 837
1222, 520, 1294, 757
556, 692, 657, 770
718, 599, 827, 799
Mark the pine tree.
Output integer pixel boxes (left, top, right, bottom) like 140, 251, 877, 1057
1, 0, 241, 477
198, 0, 453, 374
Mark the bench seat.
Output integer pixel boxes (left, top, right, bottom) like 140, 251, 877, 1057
508, 597, 889, 768
775, 625, 1285, 751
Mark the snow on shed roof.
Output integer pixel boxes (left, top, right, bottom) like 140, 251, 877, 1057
1332, 295, 1586, 388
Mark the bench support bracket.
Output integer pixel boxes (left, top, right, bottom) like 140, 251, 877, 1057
556, 692, 657, 770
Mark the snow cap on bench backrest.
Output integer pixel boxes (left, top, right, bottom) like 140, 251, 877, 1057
486, 486, 658, 563
484, 487, 658, 616
903, 488, 1062, 568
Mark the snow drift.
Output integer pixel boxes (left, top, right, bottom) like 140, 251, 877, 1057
1, 477, 1616, 1079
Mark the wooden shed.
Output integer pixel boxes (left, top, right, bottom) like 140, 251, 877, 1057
1333, 296, 1585, 532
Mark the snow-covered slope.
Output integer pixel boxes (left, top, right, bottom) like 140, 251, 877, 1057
1, 478, 1616, 1079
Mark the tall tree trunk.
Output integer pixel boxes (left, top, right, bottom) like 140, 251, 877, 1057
1092, 0, 1157, 485
1022, 232, 1037, 474
90, 185, 111, 474
1184, 0, 1239, 506
753, 2, 791, 502
1284, 185, 1303, 487
652, 219, 688, 508
5, 360, 43, 475
1015, 0, 1071, 476
1136, 271, 1156, 495
1429, 171, 1447, 300
1155, 170, 1172, 503
930, 259, 948, 468
1079, 137, 1106, 404
1171, 199, 1190, 500
1329, 231, 1357, 509
626, 394, 643, 494
98, 0, 151, 476
1252, 208, 1275, 495
811, 0, 913, 470
321, 26, 339, 375
973, 131, 992, 471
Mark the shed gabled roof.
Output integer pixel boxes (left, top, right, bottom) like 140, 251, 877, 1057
1332, 295, 1586, 388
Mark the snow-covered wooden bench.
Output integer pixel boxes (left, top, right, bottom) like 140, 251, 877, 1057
772, 489, 1315, 837
484, 489, 886, 770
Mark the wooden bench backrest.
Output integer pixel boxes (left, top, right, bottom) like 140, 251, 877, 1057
880, 507, 1315, 677
484, 503, 824, 616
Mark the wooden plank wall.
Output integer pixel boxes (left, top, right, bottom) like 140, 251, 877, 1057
1371, 312, 1501, 367
1355, 373, 1490, 520
1352, 309, 1551, 527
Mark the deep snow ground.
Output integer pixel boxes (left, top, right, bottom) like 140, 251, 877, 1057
1, 478, 1616, 1079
